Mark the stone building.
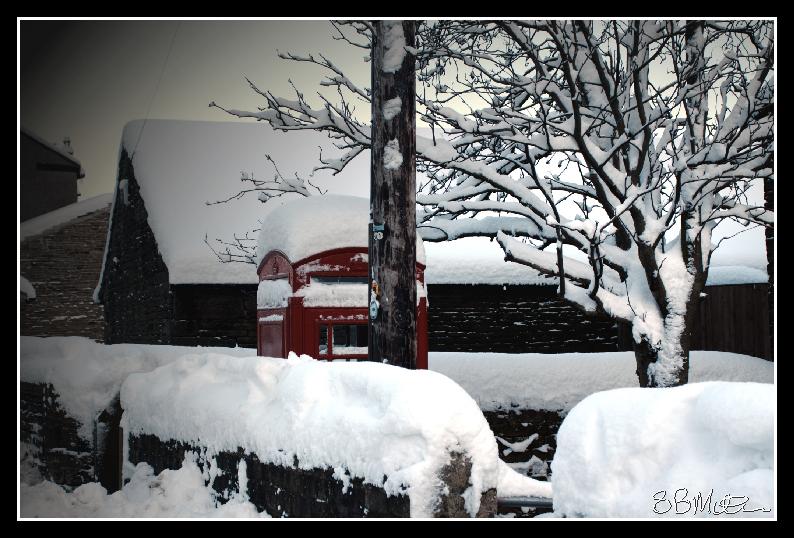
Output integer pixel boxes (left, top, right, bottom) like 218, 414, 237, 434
21, 127, 85, 221
92, 119, 772, 359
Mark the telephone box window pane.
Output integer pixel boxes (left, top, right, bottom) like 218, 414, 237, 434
318, 324, 329, 355
356, 325, 368, 347
332, 324, 368, 355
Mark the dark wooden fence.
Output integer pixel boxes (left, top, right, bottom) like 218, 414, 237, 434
692, 283, 772, 360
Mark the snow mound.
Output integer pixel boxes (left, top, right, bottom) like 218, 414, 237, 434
255, 194, 426, 267
20, 336, 256, 440
121, 352, 498, 517
551, 382, 774, 518
20, 455, 265, 518
429, 351, 773, 412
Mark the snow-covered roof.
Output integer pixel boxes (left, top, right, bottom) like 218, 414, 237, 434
21, 126, 84, 174
97, 119, 768, 288
106, 120, 370, 285
255, 194, 426, 266
20, 193, 113, 241
423, 235, 770, 286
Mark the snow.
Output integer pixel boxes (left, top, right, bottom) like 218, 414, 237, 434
383, 97, 402, 121
110, 120, 370, 286
421, 236, 768, 287
20, 193, 113, 241
496, 460, 552, 499
256, 279, 292, 309
424, 237, 557, 285
256, 195, 368, 266
706, 265, 768, 286
120, 351, 499, 517
20, 455, 266, 518
551, 382, 774, 518
19, 336, 256, 440
381, 21, 407, 73
296, 282, 369, 307
255, 194, 426, 266
383, 139, 403, 170
20, 276, 36, 300
429, 351, 773, 412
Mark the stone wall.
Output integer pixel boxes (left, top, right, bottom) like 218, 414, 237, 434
20, 207, 109, 342
171, 284, 258, 348
128, 434, 410, 518
427, 284, 623, 353
101, 150, 173, 345
128, 433, 494, 517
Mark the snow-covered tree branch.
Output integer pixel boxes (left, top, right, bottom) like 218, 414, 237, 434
212, 19, 773, 387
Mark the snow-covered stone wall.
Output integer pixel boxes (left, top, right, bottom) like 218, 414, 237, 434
120, 353, 499, 518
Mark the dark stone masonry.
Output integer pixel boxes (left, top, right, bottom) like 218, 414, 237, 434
20, 206, 110, 342
170, 284, 257, 348
128, 433, 410, 517
427, 284, 625, 353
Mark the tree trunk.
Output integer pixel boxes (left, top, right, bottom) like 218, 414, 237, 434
633, 337, 689, 388
368, 21, 417, 369
632, 307, 698, 388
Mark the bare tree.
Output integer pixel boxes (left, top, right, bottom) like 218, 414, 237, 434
211, 19, 773, 387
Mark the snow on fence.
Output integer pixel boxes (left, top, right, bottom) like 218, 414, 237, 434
120, 352, 500, 517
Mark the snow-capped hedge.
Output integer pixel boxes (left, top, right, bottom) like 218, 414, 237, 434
430, 351, 774, 412
551, 382, 774, 518
120, 352, 499, 517
20, 336, 255, 439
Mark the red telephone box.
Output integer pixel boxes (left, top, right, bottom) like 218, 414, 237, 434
255, 197, 428, 369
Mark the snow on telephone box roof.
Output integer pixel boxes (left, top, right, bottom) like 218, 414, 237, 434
113, 120, 370, 285
255, 194, 426, 267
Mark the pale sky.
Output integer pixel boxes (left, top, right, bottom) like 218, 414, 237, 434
18, 19, 770, 268
20, 20, 371, 198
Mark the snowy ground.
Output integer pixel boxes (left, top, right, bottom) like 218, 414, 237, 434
20, 451, 267, 518
19, 337, 774, 519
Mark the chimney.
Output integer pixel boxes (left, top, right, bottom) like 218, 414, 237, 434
62, 136, 73, 155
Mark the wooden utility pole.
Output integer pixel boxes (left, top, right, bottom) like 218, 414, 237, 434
368, 20, 417, 369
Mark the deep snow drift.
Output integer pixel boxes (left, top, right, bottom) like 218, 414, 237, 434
551, 382, 774, 518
